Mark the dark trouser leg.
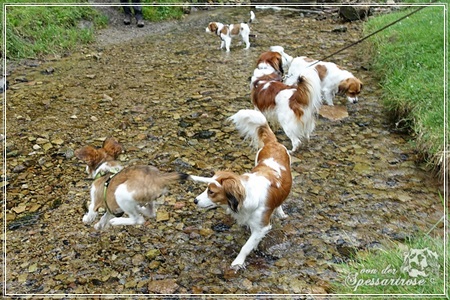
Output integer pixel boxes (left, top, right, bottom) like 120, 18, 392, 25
132, 0, 144, 27
132, 2, 143, 20
120, 0, 132, 24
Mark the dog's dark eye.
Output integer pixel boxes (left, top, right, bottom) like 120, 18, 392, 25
207, 189, 214, 195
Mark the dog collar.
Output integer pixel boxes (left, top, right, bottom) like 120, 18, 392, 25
94, 166, 121, 180
102, 169, 124, 217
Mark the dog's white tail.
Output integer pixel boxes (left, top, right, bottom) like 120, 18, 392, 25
249, 11, 255, 23
188, 175, 221, 187
229, 109, 276, 149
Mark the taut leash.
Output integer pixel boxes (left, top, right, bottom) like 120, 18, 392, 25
307, 5, 431, 68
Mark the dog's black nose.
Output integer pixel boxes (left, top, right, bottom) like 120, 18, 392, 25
194, 199, 198, 205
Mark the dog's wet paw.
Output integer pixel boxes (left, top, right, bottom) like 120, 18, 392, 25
83, 213, 96, 224
230, 262, 247, 273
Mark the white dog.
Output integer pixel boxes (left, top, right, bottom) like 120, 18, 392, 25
285, 56, 363, 105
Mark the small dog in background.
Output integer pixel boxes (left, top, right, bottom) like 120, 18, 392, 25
285, 56, 363, 105
206, 11, 255, 52
193, 109, 292, 270
75, 137, 189, 230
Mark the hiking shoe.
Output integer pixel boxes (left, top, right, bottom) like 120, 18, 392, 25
123, 15, 131, 25
137, 18, 144, 28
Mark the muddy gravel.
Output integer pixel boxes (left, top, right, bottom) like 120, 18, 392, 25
3, 6, 445, 296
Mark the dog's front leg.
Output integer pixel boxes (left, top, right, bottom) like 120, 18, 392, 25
220, 40, 225, 50
231, 225, 271, 271
83, 199, 97, 224
322, 89, 335, 106
242, 35, 250, 49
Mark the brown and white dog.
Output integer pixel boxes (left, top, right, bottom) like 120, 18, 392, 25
205, 11, 255, 52
193, 109, 292, 270
284, 56, 363, 105
250, 64, 322, 152
75, 137, 189, 230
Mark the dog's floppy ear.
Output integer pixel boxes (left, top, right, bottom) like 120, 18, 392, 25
274, 53, 284, 76
225, 192, 241, 213
75, 146, 100, 165
218, 175, 246, 213
338, 79, 350, 94
102, 137, 123, 159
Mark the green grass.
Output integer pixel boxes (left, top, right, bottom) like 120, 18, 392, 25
2, 0, 185, 60
363, 4, 447, 176
142, 0, 185, 22
332, 234, 448, 298
3, 0, 108, 59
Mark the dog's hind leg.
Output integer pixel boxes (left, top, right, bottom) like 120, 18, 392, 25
94, 212, 114, 230
242, 33, 250, 49
109, 213, 145, 226
224, 37, 231, 52
274, 206, 288, 219
138, 201, 156, 218
109, 200, 145, 226
110, 184, 145, 226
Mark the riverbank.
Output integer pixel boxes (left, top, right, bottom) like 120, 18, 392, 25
363, 4, 447, 180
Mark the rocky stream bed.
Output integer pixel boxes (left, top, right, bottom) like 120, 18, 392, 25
3, 5, 445, 297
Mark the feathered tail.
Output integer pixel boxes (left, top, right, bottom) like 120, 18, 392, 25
249, 11, 255, 23
228, 109, 276, 149
160, 172, 190, 183
297, 67, 322, 113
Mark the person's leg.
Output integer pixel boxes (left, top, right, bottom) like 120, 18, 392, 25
120, 0, 132, 25
132, 0, 144, 27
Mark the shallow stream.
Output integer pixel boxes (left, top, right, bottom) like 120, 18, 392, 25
4, 7, 444, 295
